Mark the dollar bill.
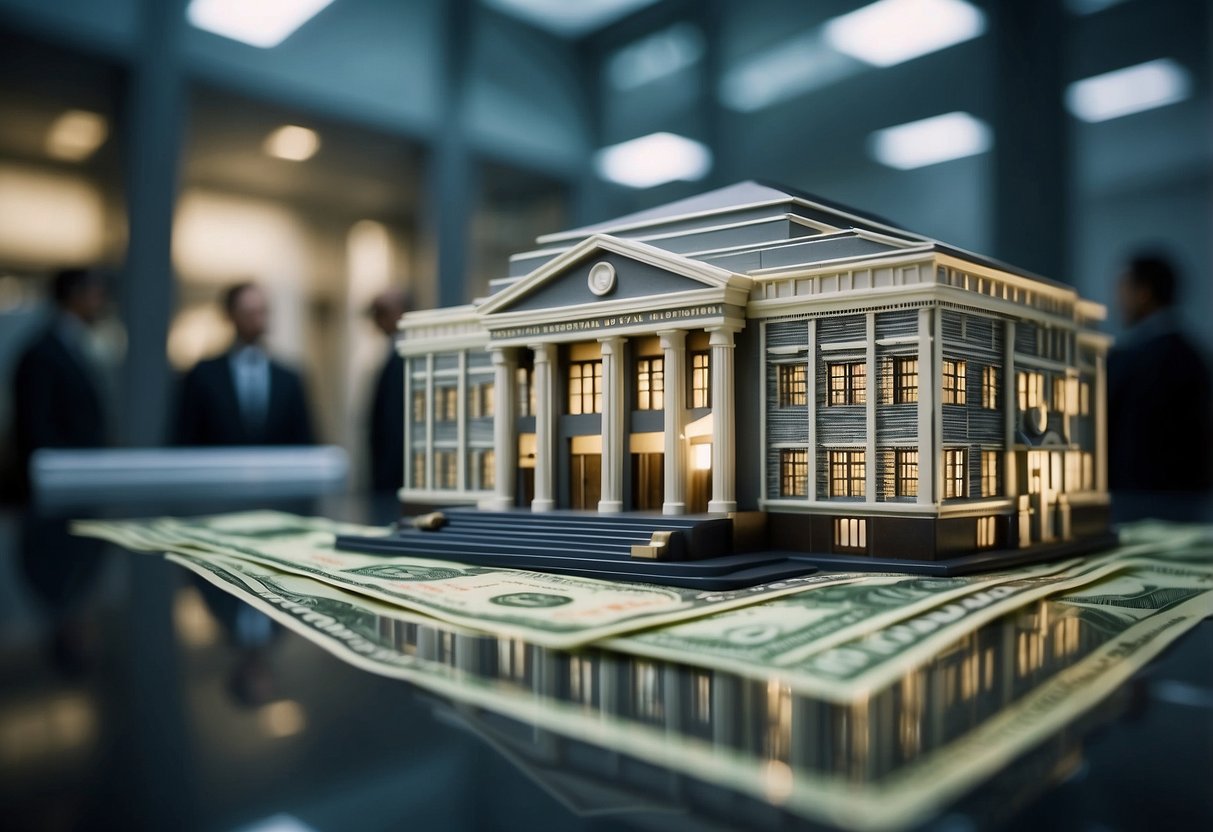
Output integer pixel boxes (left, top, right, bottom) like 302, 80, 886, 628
75, 511, 859, 649
168, 550, 1213, 832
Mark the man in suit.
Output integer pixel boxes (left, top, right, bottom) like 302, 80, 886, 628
11, 267, 109, 497
177, 281, 315, 446
367, 287, 409, 495
1107, 252, 1213, 521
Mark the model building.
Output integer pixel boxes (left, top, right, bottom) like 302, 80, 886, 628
385, 182, 1110, 565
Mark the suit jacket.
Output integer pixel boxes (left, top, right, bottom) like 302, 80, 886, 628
11, 325, 106, 492
176, 351, 315, 446
368, 350, 404, 492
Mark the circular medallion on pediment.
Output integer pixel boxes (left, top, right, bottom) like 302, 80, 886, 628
588, 261, 617, 296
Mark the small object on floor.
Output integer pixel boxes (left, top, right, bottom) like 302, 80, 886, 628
412, 511, 448, 531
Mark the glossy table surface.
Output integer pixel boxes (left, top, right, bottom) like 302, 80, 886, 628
2, 494, 1210, 832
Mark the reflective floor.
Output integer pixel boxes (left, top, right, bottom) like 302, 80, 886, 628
1, 498, 1211, 832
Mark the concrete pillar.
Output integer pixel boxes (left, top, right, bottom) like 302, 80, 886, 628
708, 327, 737, 513
598, 336, 625, 512
531, 343, 558, 512
489, 347, 518, 510
659, 330, 687, 515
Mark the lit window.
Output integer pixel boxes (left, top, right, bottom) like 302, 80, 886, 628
780, 449, 808, 497
895, 449, 918, 497
977, 516, 996, 549
636, 356, 665, 410
942, 359, 966, 404
982, 366, 998, 409
1053, 377, 1068, 415
435, 450, 457, 489
829, 450, 866, 497
1082, 452, 1094, 490
1017, 371, 1043, 410
412, 391, 426, 423
1080, 381, 1091, 416
981, 451, 999, 497
894, 357, 918, 403
469, 381, 494, 419
568, 360, 603, 415
690, 351, 711, 408
470, 449, 495, 490
410, 451, 425, 488
944, 448, 966, 499
828, 362, 866, 405
834, 518, 867, 551
777, 363, 808, 407
435, 387, 458, 422
516, 366, 534, 417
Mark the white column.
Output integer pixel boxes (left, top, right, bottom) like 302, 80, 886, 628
1004, 320, 1018, 497
806, 319, 817, 502
659, 330, 687, 515
598, 335, 625, 513
708, 327, 737, 514
1094, 350, 1108, 494
916, 308, 934, 504
489, 347, 518, 510
456, 350, 468, 492
401, 355, 412, 495
530, 343, 558, 512
425, 353, 435, 490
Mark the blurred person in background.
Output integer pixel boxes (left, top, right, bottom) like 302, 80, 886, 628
1107, 251, 1213, 522
367, 287, 410, 499
176, 280, 315, 447
10, 267, 111, 675
10, 267, 110, 500
174, 280, 315, 704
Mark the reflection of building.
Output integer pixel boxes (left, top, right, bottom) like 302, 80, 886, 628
396, 183, 1110, 561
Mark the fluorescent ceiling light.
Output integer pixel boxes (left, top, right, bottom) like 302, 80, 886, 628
594, 132, 711, 189
720, 31, 864, 112
264, 125, 320, 161
824, 0, 985, 67
1066, 59, 1191, 122
608, 22, 704, 90
482, 0, 660, 38
187, 0, 336, 48
870, 111, 991, 169
1065, 0, 1131, 15
45, 110, 109, 162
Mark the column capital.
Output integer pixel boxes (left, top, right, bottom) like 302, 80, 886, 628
597, 334, 625, 355
489, 345, 518, 366
657, 329, 686, 349
529, 343, 557, 364
707, 327, 737, 348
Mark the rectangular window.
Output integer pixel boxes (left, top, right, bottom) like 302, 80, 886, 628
469, 381, 495, 419
1053, 377, 1068, 415
1082, 452, 1094, 490
829, 450, 866, 497
976, 516, 996, 549
568, 360, 603, 415
942, 359, 967, 404
779, 449, 808, 497
1080, 381, 1091, 416
636, 357, 665, 411
834, 518, 867, 551
690, 351, 711, 408
1017, 371, 1043, 410
828, 362, 866, 405
944, 448, 966, 499
470, 449, 495, 490
412, 391, 426, 423
516, 367, 534, 417
893, 357, 918, 404
435, 386, 458, 422
981, 450, 1000, 497
410, 451, 425, 489
982, 366, 999, 409
435, 450, 457, 489
777, 363, 808, 407
895, 449, 919, 497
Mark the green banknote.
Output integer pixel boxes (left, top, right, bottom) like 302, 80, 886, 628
75, 511, 856, 648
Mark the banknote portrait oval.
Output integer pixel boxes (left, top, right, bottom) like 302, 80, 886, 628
345, 564, 465, 581
489, 592, 573, 608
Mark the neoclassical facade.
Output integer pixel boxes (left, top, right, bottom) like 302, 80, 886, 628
395, 183, 1110, 560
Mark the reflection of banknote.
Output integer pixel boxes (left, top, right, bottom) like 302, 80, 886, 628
75, 511, 850, 648
170, 552, 1213, 832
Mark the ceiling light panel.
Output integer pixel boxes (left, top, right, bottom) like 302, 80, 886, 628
264, 125, 320, 161
45, 110, 109, 162
594, 132, 712, 189
1066, 59, 1191, 122
869, 111, 991, 169
187, 0, 336, 48
824, 0, 986, 67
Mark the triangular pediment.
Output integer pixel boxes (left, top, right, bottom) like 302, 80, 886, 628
477, 234, 750, 321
